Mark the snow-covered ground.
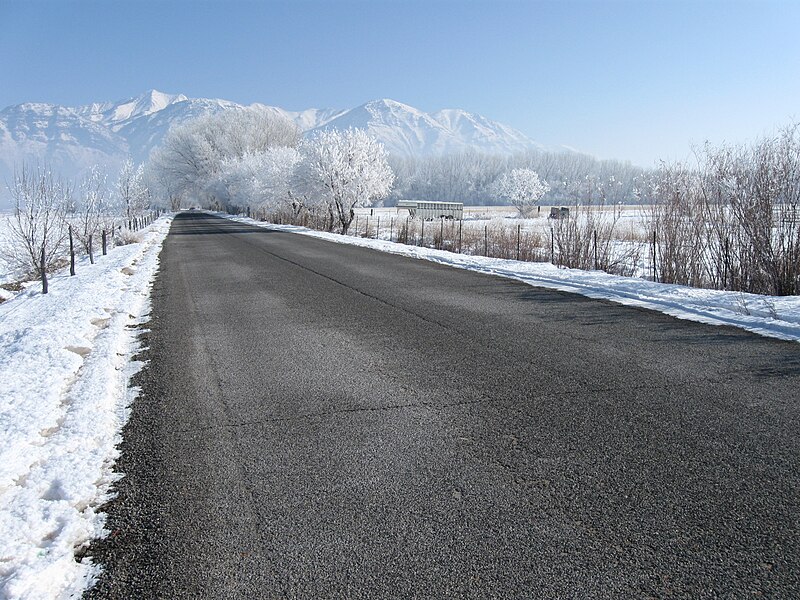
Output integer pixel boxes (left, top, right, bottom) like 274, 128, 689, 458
349, 204, 649, 276
225, 213, 800, 343
0, 213, 28, 292
0, 216, 172, 599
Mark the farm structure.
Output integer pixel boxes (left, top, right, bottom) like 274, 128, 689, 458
396, 201, 464, 220
549, 207, 571, 219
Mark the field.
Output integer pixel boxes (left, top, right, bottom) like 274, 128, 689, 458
347, 204, 652, 278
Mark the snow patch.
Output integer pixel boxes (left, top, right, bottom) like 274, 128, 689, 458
0, 216, 172, 599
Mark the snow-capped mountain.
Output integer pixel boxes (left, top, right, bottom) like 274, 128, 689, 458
309, 99, 456, 156
302, 99, 541, 156
0, 90, 542, 205
271, 106, 349, 132
431, 108, 541, 155
0, 103, 128, 188
0, 91, 243, 194
77, 89, 189, 130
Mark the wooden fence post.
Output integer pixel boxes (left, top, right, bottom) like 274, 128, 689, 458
69, 225, 75, 276
484, 225, 488, 257
516, 224, 521, 260
652, 230, 657, 282
102, 230, 107, 256
41, 247, 48, 294
723, 236, 729, 290
88, 234, 94, 264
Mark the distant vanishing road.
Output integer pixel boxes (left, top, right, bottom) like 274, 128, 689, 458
85, 212, 799, 598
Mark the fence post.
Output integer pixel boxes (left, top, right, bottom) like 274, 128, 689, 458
365, 216, 369, 238
484, 225, 488, 257
390, 218, 394, 243
69, 225, 76, 276
723, 236, 729, 290
102, 230, 107, 256
355, 215, 359, 237
376, 217, 380, 240
405, 216, 410, 244
458, 220, 462, 253
41, 247, 48, 294
652, 230, 657, 282
88, 234, 94, 264
550, 226, 554, 264
421, 219, 425, 247
516, 224, 521, 261
593, 229, 598, 270
439, 218, 444, 250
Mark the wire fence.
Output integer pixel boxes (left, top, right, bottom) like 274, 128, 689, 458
243, 205, 800, 296
1, 210, 163, 296
252, 208, 653, 281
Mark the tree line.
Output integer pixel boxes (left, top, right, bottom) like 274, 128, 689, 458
145, 107, 648, 218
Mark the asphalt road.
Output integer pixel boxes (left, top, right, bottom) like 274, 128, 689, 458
84, 212, 800, 598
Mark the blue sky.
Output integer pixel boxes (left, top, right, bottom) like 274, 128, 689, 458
1, 0, 798, 166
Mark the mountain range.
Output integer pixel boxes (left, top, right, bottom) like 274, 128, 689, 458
0, 90, 543, 204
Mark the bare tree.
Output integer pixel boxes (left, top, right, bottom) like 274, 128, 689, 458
116, 159, 149, 221
3, 164, 70, 290
75, 166, 111, 261
645, 123, 800, 295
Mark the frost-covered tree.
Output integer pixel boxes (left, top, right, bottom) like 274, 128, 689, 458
493, 168, 550, 217
76, 166, 112, 259
2, 164, 70, 288
147, 108, 300, 208
117, 159, 149, 221
300, 128, 394, 233
145, 161, 183, 211
220, 146, 302, 214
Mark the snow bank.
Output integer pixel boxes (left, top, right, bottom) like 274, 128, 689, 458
0, 217, 172, 599
222, 214, 800, 343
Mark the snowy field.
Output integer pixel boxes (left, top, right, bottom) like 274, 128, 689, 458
225, 212, 800, 343
0, 216, 172, 599
348, 204, 650, 276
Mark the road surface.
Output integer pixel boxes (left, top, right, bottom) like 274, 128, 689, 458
85, 212, 800, 598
